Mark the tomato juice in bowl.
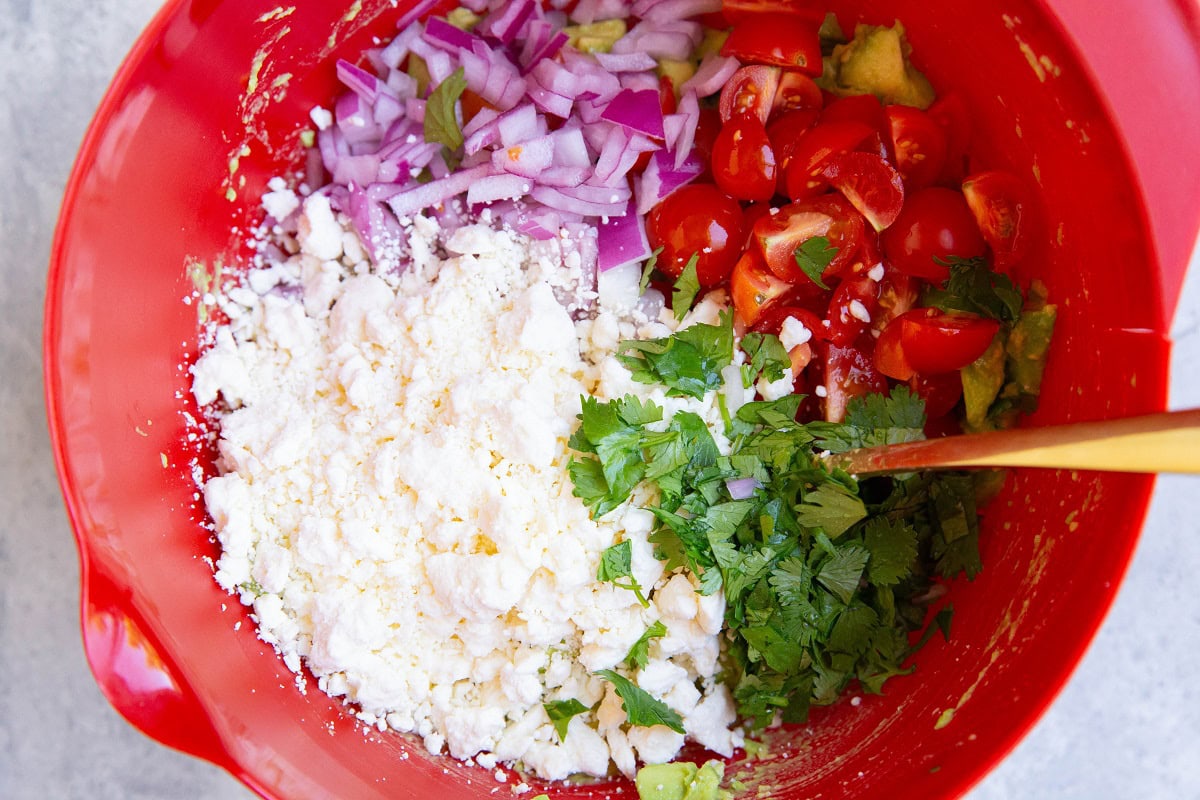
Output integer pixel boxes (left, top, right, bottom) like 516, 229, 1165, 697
45, 0, 1193, 798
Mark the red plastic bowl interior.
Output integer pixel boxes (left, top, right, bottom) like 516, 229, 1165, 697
45, 1, 1198, 798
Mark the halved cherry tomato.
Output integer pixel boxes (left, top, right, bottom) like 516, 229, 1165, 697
721, 0, 826, 25
827, 275, 880, 345
741, 202, 775, 246
927, 92, 971, 186
823, 336, 889, 422
646, 184, 746, 288
712, 114, 778, 202
767, 108, 821, 194
881, 187, 986, 281
909, 371, 964, 420
772, 70, 824, 115
962, 170, 1033, 268
873, 308, 1000, 380
730, 247, 792, 327
750, 304, 825, 338
872, 265, 919, 331
720, 12, 823, 74
783, 120, 875, 200
886, 104, 947, 192
719, 65, 781, 125
819, 151, 905, 231
752, 196, 864, 283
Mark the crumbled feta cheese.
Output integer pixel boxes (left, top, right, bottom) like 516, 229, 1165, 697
193, 205, 740, 781
778, 315, 813, 350
848, 298, 872, 324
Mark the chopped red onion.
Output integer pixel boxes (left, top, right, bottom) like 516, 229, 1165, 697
492, 135, 555, 178
600, 88, 666, 139
725, 477, 762, 500
682, 53, 741, 99
594, 51, 658, 73
636, 146, 702, 215
386, 164, 492, 218
467, 173, 531, 205
422, 17, 483, 52
596, 199, 650, 272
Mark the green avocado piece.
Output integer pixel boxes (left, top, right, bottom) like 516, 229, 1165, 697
564, 19, 627, 53
961, 333, 1007, 432
822, 22, 935, 108
635, 760, 731, 800
1006, 302, 1057, 396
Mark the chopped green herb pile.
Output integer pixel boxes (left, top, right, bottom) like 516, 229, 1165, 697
570, 321, 994, 732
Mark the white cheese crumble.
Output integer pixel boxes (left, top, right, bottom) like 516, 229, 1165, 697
192, 195, 743, 781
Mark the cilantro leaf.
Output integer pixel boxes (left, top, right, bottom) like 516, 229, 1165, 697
925, 257, 1023, 323
862, 517, 919, 586
794, 236, 837, 290
672, 254, 702, 322
740, 332, 791, 386
595, 670, 686, 733
597, 540, 649, 606
814, 543, 870, 603
639, 246, 663, 295
617, 312, 734, 399
795, 483, 867, 538
423, 67, 468, 152
811, 386, 926, 453
625, 620, 668, 669
928, 474, 982, 578
543, 698, 588, 742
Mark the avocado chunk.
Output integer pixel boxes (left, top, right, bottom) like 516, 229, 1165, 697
635, 760, 732, 800
563, 19, 627, 53
821, 22, 935, 108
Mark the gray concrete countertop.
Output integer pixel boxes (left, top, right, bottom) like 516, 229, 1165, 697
2, 2, 1197, 798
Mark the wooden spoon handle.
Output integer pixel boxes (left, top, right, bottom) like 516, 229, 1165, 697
827, 408, 1200, 476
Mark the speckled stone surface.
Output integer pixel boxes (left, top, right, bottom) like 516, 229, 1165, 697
2, 2, 1198, 798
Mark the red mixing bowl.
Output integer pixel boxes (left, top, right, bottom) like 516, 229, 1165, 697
44, 1, 1200, 798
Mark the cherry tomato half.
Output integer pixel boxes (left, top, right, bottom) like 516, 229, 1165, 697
881, 187, 986, 281
962, 170, 1034, 268
886, 104, 947, 192
909, 371, 964, 420
822, 335, 889, 422
719, 65, 780, 125
873, 308, 1000, 380
730, 246, 793, 327
767, 108, 821, 195
783, 120, 875, 200
752, 195, 865, 284
819, 150, 905, 231
720, 12, 823, 74
772, 70, 824, 116
646, 184, 747, 288
712, 113, 778, 202
827, 275, 880, 345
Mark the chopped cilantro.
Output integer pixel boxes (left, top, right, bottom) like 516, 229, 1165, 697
617, 311, 735, 400
925, 257, 1023, 323
543, 698, 588, 742
625, 620, 668, 669
639, 246, 663, 295
672, 254, 702, 322
569, 314, 1005, 733
423, 67, 468, 153
794, 236, 837, 290
595, 669, 686, 733
597, 540, 649, 606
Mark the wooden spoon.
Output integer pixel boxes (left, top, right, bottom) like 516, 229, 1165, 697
825, 408, 1200, 476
